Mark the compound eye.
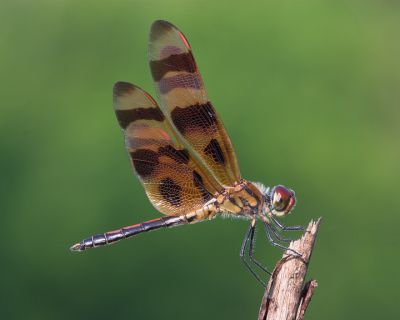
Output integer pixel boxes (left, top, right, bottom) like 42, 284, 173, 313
272, 185, 294, 213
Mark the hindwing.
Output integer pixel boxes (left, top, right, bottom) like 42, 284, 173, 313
113, 82, 220, 215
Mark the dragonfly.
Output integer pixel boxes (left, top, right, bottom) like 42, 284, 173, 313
70, 20, 304, 286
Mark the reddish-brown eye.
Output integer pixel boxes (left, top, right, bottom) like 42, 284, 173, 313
271, 185, 295, 213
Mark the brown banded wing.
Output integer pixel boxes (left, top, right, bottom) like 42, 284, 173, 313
113, 82, 222, 216
148, 20, 241, 187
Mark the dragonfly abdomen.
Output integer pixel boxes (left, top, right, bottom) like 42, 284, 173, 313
70, 204, 218, 251
70, 215, 187, 251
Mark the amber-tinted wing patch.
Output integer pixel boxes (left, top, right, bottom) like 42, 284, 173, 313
130, 149, 159, 177
148, 20, 241, 186
159, 178, 182, 207
113, 81, 218, 216
204, 139, 225, 165
159, 145, 189, 164
116, 107, 164, 129
170, 102, 217, 134
193, 170, 213, 203
150, 52, 196, 81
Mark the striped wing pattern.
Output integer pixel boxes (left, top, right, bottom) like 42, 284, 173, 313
148, 20, 241, 187
113, 82, 220, 216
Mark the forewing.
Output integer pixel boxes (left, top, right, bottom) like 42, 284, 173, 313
113, 82, 219, 216
148, 20, 241, 187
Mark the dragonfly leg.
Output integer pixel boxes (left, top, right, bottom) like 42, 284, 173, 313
270, 216, 305, 231
264, 222, 302, 257
240, 223, 266, 287
249, 223, 272, 276
268, 223, 293, 243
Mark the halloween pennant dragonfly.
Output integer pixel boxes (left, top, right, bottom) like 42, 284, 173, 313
70, 20, 303, 285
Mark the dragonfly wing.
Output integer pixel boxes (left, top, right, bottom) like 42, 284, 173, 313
148, 20, 241, 187
113, 82, 220, 216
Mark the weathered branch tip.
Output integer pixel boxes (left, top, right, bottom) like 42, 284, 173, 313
258, 218, 322, 320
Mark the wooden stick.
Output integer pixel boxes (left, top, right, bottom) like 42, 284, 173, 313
258, 218, 322, 320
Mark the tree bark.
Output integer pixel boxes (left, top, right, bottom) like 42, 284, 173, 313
258, 218, 321, 320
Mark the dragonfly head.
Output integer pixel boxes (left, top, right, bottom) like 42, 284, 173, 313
267, 185, 296, 217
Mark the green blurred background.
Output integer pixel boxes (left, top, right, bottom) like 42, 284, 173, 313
1, 0, 399, 319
